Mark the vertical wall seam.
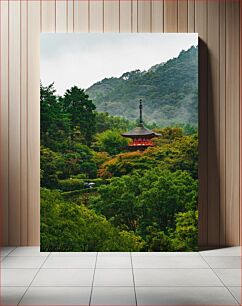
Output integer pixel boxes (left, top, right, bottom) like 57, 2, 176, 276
187, 0, 188, 33
55, 0, 57, 33
26, 0, 29, 246
194, 0, 195, 32
20, 0, 22, 245
225, 0, 227, 245
66, 0, 68, 31
239, 1, 241, 245
130, 0, 132, 33
73, 0, 75, 32
0, 0, 2, 246
73, 0, 74, 32
137, 0, 138, 32
177, 0, 178, 32
206, 0, 208, 246
177, 0, 179, 32
119, 0, 120, 33
7, 0, 9, 245
40, 0, 42, 32
218, 0, 221, 247
150, 0, 153, 33
102, 0, 104, 32
88, 0, 90, 33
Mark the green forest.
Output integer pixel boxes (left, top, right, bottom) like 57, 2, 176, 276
40, 47, 198, 252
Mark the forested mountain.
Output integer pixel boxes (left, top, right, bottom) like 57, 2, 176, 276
86, 46, 198, 127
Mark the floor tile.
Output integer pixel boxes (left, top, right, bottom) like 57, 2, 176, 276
136, 287, 238, 305
98, 252, 130, 257
200, 247, 241, 257
42, 256, 96, 268
1, 256, 46, 269
214, 269, 241, 286
132, 252, 199, 256
93, 269, 134, 286
228, 287, 241, 304
50, 252, 97, 257
19, 286, 91, 305
1, 269, 38, 286
91, 287, 136, 305
96, 256, 132, 268
203, 256, 241, 268
0, 247, 16, 257
9, 247, 49, 257
31, 268, 94, 286
134, 268, 223, 286
132, 256, 209, 269
0, 287, 27, 305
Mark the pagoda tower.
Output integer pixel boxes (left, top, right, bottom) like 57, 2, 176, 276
121, 100, 161, 151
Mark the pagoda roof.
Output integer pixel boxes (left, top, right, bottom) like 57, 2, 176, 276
121, 123, 161, 138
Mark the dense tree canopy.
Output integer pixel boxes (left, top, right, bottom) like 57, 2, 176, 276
41, 188, 143, 251
61, 86, 96, 144
92, 130, 129, 156
41, 83, 70, 151
90, 169, 197, 249
40, 81, 198, 252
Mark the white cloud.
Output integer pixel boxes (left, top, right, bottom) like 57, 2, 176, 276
41, 33, 198, 95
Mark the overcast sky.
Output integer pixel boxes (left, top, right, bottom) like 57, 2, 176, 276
41, 33, 198, 96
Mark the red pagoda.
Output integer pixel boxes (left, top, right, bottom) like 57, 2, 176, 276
121, 100, 161, 150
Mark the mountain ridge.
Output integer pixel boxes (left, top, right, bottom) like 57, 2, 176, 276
86, 45, 198, 126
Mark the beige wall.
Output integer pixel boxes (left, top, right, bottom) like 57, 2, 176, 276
0, 0, 240, 247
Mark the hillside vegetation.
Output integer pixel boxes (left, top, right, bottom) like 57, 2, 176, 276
40, 83, 198, 252
86, 46, 198, 126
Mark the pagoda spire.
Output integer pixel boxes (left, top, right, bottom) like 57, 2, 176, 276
121, 99, 161, 151
139, 99, 143, 125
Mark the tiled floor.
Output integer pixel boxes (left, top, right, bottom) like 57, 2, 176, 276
0, 246, 241, 305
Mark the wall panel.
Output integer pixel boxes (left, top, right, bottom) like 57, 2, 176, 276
67, 0, 74, 32
20, 0, 28, 246
178, 0, 188, 32
8, 0, 21, 245
120, 0, 132, 32
195, 0, 208, 247
104, 0, 119, 32
151, 0, 164, 33
27, 0, 40, 245
138, 0, 151, 32
56, 0, 67, 32
188, 0, 195, 32
219, 0, 226, 246
207, 0, 220, 246
74, 0, 89, 32
225, 0, 240, 246
164, 0, 178, 32
0, 0, 240, 247
90, 0, 103, 32
0, 0, 9, 246
131, 0, 138, 32
41, 0, 56, 32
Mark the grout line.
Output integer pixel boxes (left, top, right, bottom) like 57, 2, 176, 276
198, 253, 240, 305
226, 286, 241, 305
1, 267, 241, 270
89, 251, 98, 306
17, 251, 51, 306
3, 247, 17, 257
130, 252, 137, 306
1, 285, 239, 288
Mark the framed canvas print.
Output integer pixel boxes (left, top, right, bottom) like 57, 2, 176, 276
40, 33, 198, 252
